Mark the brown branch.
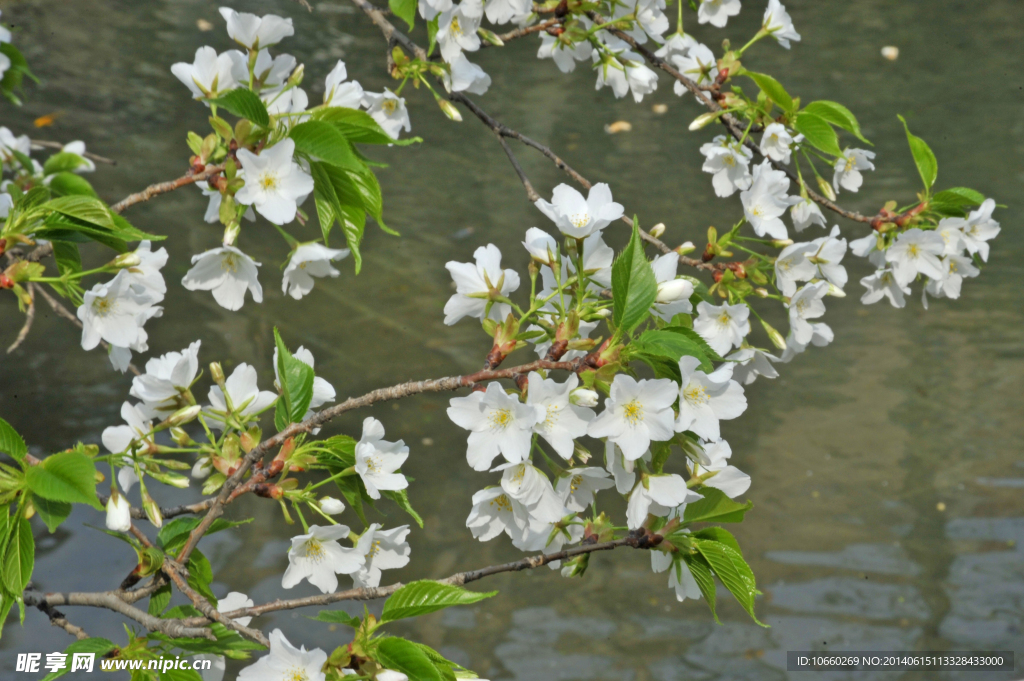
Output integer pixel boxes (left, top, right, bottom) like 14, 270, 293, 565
35, 602, 91, 641
23, 590, 215, 640
482, 19, 561, 47
30, 139, 117, 165
109, 163, 225, 214
6, 282, 35, 353
162, 559, 270, 647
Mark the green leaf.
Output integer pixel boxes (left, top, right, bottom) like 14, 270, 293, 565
381, 580, 497, 623
339, 203, 366, 274
310, 609, 362, 628
632, 328, 715, 372
793, 112, 842, 157
692, 526, 742, 554
383, 489, 424, 528
157, 516, 253, 554
611, 221, 658, 335
207, 89, 270, 127
187, 550, 217, 605
30, 493, 72, 533
389, 0, 417, 31
0, 593, 13, 640
662, 326, 723, 362
45, 195, 117, 230
746, 72, 793, 112
152, 623, 264, 659
897, 115, 937, 190
309, 161, 342, 246
0, 418, 27, 461
40, 638, 117, 681
932, 187, 984, 207
289, 120, 362, 171
683, 553, 719, 624
273, 328, 316, 432
319, 107, 421, 146
682, 487, 752, 525
0, 43, 37, 106
3, 516, 34, 596
25, 452, 102, 509
148, 583, 172, 616
344, 165, 394, 234
801, 101, 869, 144
48, 172, 98, 197
52, 242, 83, 279
43, 152, 88, 176
374, 637, 445, 681
693, 538, 766, 626
427, 16, 440, 56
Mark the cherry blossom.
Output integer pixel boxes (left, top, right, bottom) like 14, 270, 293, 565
282, 524, 364, 593
588, 374, 677, 461
444, 243, 521, 325
181, 246, 263, 311
448, 382, 542, 470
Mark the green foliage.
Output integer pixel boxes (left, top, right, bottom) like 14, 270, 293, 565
793, 112, 842, 157
148, 583, 172, 616
25, 451, 102, 509
682, 487, 752, 525
310, 609, 362, 628
207, 89, 270, 127
40, 638, 117, 681
48, 172, 98, 197
683, 553, 719, 623
630, 327, 717, 378
897, 114, 937, 190
745, 71, 793, 112
2, 515, 33, 597
152, 623, 265, 659
374, 637, 447, 681
157, 516, 253, 554
389, 0, 418, 30
0, 418, 27, 461
0, 42, 37, 105
930, 187, 985, 216
273, 328, 316, 432
380, 581, 497, 623
382, 488, 424, 528
693, 537, 766, 626
43, 152, 89, 175
318, 107, 421, 146
611, 220, 658, 335
186, 550, 217, 605
30, 493, 72, 533
801, 101, 869, 144
289, 121, 361, 171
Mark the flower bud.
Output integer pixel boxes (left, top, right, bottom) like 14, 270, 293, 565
560, 553, 590, 578
437, 97, 463, 122
689, 111, 721, 131
761, 319, 787, 350
166, 405, 201, 427
594, 308, 612, 318
209, 362, 225, 385
141, 489, 163, 528
105, 489, 132, 532
240, 426, 261, 453
149, 470, 191, 489
570, 388, 599, 408
655, 278, 693, 304
137, 547, 165, 578
287, 64, 305, 88
319, 496, 346, 515
825, 282, 846, 298
477, 27, 504, 46
109, 252, 142, 269
754, 287, 769, 298
770, 239, 793, 248
572, 440, 592, 463
170, 427, 193, 447
192, 456, 213, 480
649, 223, 666, 238
816, 176, 837, 201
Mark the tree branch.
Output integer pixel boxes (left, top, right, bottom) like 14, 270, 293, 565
23, 590, 214, 640
30, 139, 117, 165
109, 163, 225, 214
35, 602, 91, 641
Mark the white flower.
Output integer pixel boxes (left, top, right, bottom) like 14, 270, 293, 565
571, 388, 599, 408
587, 374, 677, 462
59, 141, 95, 173
319, 497, 346, 515
675, 356, 747, 440
124, 241, 169, 302
859, 268, 910, 308
261, 85, 308, 117
130, 340, 202, 415
623, 61, 659, 103
850, 232, 887, 268
448, 382, 542, 471
513, 517, 583, 561
526, 373, 594, 460
238, 629, 326, 681
419, 0, 453, 20
444, 54, 491, 95
788, 281, 828, 345
206, 363, 278, 429
832, 148, 876, 193
791, 198, 827, 232
808, 225, 849, 289
102, 402, 155, 455
219, 7, 294, 50
727, 347, 779, 385
537, 33, 592, 73
696, 439, 750, 497
741, 160, 797, 239
466, 486, 532, 543
181, 246, 263, 311
170, 46, 237, 100
651, 253, 694, 321
485, 0, 531, 24
78, 271, 160, 351
438, 0, 482, 62
0, 127, 30, 169
354, 417, 409, 500
281, 243, 349, 300
235, 139, 313, 225
779, 321, 833, 362
362, 89, 411, 139
759, 123, 797, 164
693, 301, 750, 356
556, 467, 615, 513
670, 42, 718, 87
0, 192, 12, 218
652, 550, 702, 601
700, 135, 753, 197
496, 462, 566, 524
946, 198, 1000, 262
522, 227, 559, 266
105, 489, 131, 532
528, 320, 598, 362
654, 32, 698, 64
630, 0, 671, 43
763, 0, 800, 49
444, 243, 520, 325
885, 228, 945, 286
282, 524, 364, 593
323, 60, 364, 109
774, 241, 816, 297
604, 441, 644, 494
924, 254, 980, 304
196, 179, 255, 224
534, 182, 624, 239
568, 232, 615, 288
935, 219, 967, 257
227, 48, 296, 90
697, 0, 741, 28
592, 39, 659, 103
352, 524, 411, 588
626, 473, 700, 529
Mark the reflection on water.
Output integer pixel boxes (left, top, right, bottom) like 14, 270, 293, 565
1, 0, 1021, 679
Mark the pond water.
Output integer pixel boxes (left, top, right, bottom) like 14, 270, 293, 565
1, 0, 1022, 679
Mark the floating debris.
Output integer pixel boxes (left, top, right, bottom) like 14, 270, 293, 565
652, 103, 668, 115
881, 46, 899, 61
604, 121, 632, 134
197, 18, 214, 31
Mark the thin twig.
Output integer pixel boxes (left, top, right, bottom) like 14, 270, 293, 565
162, 559, 271, 647
6, 282, 35, 353
30, 139, 117, 165
23, 590, 215, 640
35, 602, 91, 641
109, 163, 225, 214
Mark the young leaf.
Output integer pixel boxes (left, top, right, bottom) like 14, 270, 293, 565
932, 187, 984, 207
682, 487, 752, 524
2, 516, 34, 597
158, 516, 253, 554
683, 553, 719, 624
24, 451, 102, 509
801, 101, 869, 144
47, 172, 97, 197
289, 121, 361, 171
207, 89, 270, 127
40, 638, 117, 681
389, 0, 417, 31
897, 114, 938, 190
318, 107, 421, 146
310, 609, 362, 628
273, 328, 315, 432
374, 637, 445, 681
30, 493, 72, 533
309, 161, 342, 246
692, 526, 742, 554
693, 538, 766, 626
380, 581, 497, 623
631, 329, 714, 372
793, 112, 842, 157
611, 221, 658, 335
149, 582, 173, 616
0, 418, 27, 461
338, 203, 366, 274
382, 489, 424, 528
187, 550, 217, 605
746, 72, 793, 112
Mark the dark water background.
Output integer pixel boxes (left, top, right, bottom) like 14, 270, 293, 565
0, 0, 1022, 679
